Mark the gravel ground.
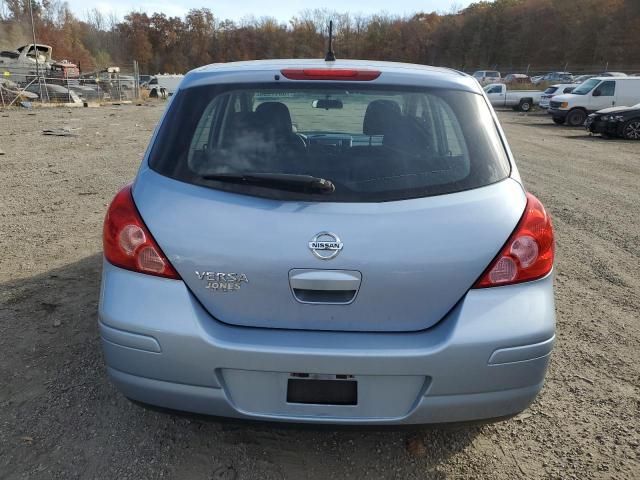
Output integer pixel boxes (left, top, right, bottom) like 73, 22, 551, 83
0, 105, 638, 479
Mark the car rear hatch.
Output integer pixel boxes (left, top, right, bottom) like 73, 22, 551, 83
134, 72, 523, 332
134, 172, 524, 332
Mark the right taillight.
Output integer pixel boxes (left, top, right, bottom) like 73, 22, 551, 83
103, 184, 180, 280
474, 192, 554, 288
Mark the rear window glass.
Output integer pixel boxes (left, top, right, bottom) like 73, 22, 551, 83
544, 87, 558, 94
149, 83, 510, 202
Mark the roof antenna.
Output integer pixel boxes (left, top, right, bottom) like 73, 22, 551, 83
325, 20, 336, 62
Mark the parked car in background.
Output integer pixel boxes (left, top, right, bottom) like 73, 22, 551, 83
599, 72, 627, 77
472, 70, 501, 85
24, 83, 82, 103
539, 84, 576, 109
504, 73, 530, 84
572, 74, 596, 84
548, 77, 640, 126
531, 72, 573, 85
484, 83, 543, 111
586, 102, 640, 139
99, 59, 555, 425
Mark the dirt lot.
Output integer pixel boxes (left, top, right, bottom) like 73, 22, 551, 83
0, 105, 638, 479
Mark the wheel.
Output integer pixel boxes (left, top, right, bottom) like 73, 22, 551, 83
149, 88, 158, 98
519, 99, 532, 112
566, 109, 587, 127
553, 117, 565, 125
622, 119, 640, 140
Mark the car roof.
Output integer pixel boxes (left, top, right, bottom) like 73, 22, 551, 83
181, 59, 482, 93
590, 76, 640, 81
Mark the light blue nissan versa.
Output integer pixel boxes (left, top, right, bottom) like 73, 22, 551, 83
99, 58, 555, 424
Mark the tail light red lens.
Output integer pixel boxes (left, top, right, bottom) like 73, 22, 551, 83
280, 69, 381, 81
103, 185, 180, 279
474, 192, 554, 288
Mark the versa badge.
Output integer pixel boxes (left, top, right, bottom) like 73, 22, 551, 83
195, 271, 249, 292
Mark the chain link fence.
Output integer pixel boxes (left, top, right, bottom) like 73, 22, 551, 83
0, 60, 141, 108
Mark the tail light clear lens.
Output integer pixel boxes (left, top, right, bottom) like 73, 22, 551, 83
103, 185, 180, 279
474, 192, 554, 288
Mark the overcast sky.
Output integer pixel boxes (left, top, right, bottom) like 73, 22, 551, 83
64, 0, 478, 22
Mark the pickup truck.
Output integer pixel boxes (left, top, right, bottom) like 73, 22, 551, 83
483, 83, 543, 111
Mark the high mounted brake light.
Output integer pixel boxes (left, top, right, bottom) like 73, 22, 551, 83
473, 192, 554, 288
103, 184, 180, 279
280, 69, 381, 81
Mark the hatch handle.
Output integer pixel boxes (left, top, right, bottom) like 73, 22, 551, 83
289, 270, 361, 291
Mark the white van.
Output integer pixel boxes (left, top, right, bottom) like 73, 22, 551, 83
548, 77, 640, 126
147, 74, 184, 98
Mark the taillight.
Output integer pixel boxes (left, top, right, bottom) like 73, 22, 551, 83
103, 185, 180, 279
280, 68, 381, 81
474, 192, 554, 288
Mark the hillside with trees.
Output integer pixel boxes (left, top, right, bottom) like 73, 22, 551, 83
1, 0, 639, 74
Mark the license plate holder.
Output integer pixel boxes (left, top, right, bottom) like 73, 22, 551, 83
286, 378, 357, 406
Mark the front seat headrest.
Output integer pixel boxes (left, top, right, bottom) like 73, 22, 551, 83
363, 100, 402, 135
255, 102, 294, 136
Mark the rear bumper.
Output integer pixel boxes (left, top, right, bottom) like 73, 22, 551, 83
98, 261, 556, 424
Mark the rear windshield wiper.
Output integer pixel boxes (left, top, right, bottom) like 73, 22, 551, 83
201, 172, 335, 194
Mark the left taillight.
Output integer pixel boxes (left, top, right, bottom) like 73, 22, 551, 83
103, 184, 180, 279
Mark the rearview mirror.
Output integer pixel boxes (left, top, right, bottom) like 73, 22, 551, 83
312, 99, 343, 110
592, 89, 601, 97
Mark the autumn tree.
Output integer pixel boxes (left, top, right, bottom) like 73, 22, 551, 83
1, 0, 639, 75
